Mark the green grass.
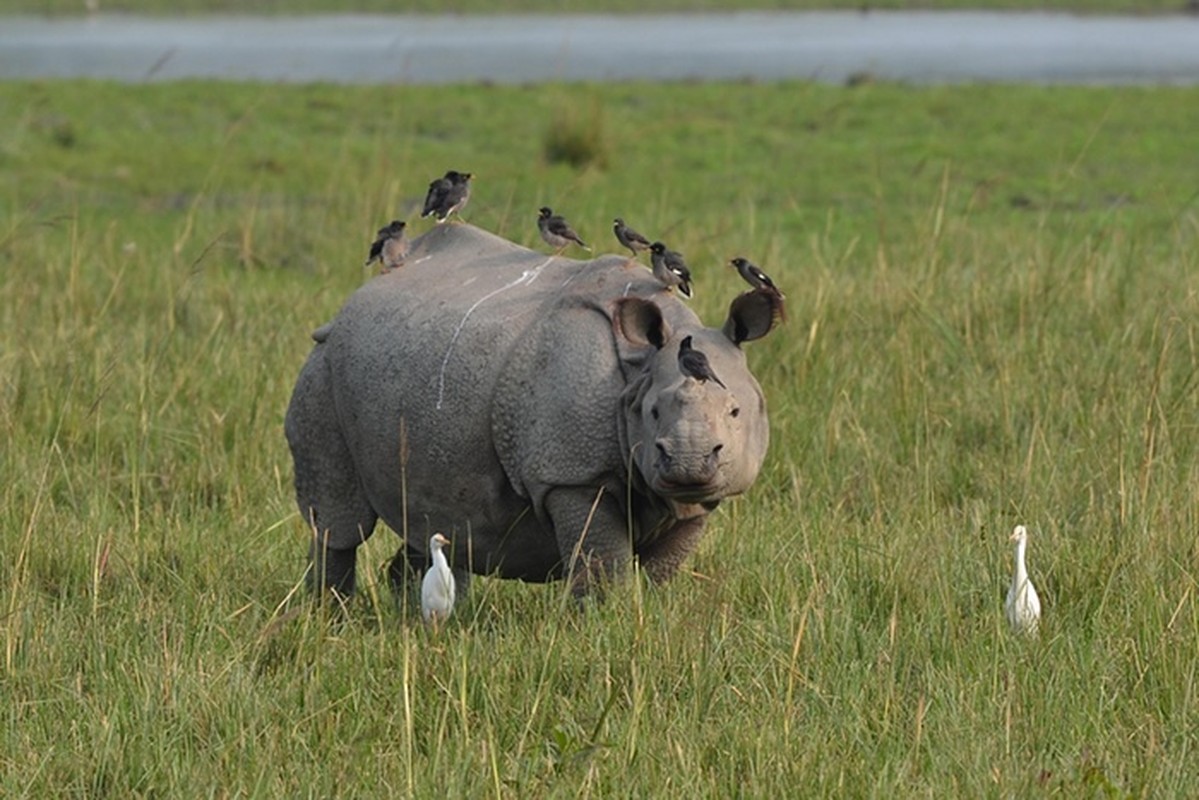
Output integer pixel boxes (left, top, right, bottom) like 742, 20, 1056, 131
3, 79, 1199, 796
2, 0, 1192, 16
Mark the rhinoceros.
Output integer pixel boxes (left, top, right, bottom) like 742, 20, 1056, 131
285, 223, 779, 598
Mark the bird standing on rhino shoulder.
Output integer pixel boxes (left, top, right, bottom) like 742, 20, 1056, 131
422, 533, 456, 626
364, 220, 408, 272
537, 207, 590, 254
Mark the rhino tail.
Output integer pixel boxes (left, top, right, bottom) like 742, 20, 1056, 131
311, 322, 334, 343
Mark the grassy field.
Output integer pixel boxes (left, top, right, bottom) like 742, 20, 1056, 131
3, 79, 1199, 796
2, 0, 1192, 16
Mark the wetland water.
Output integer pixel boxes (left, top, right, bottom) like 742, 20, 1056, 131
1, 12, 1198, 84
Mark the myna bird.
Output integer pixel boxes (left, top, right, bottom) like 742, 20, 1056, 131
537, 207, 590, 253
730, 256, 786, 321
649, 242, 694, 299
677, 335, 726, 389
421, 170, 473, 223
364, 219, 408, 271
730, 257, 785, 298
613, 217, 652, 258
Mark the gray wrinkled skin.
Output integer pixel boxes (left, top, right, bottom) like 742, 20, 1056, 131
285, 223, 773, 597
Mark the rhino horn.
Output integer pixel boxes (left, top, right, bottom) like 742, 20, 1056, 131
722, 288, 784, 346
614, 297, 671, 349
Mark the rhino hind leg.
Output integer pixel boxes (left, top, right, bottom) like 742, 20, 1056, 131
300, 484, 377, 595
288, 355, 379, 596
309, 534, 363, 596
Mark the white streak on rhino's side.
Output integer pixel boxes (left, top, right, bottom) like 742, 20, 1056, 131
622, 282, 633, 297
435, 257, 554, 410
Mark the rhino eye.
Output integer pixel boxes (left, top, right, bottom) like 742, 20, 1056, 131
651, 406, 660, 421
730, 407, 741, 418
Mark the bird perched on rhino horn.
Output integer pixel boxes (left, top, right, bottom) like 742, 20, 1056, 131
538, 207, 590, 253
364, 219, 408, 272
422, 170, 473, 223
421, 532, 456, 627
677, 335, 726, 389
649, 242, 694, 299
613, 217, 652, 258
730, 257, 786, 299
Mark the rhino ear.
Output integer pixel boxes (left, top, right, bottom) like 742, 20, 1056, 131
614, 297, 670, 349
723, 289, 784, 346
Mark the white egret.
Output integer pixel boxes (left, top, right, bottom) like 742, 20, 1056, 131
1004, 525, 1041, 635
421, 533, 456, 627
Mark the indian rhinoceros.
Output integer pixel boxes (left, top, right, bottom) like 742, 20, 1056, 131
285, 223, 779, 598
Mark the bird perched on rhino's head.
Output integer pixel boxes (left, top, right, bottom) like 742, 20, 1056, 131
730, 256, 786, 321
677, 335, 726, 389
422, 170, 473, 223
730, 257, 784, 298
649, 242, 693, 299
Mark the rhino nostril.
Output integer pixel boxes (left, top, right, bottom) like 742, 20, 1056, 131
712, 444, 724, 457
655, 441, 671, 465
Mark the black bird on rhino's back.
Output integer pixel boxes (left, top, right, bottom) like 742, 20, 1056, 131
613, 217, 652, 258
537, 207, 590, 253
364, 220, 408, 271
422, 170, 473, 223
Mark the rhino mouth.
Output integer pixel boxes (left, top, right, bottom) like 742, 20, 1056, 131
649, 440, 727, 501
651, 475, 725, 502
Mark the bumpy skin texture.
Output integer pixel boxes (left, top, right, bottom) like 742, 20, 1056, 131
286, 223, 772, 597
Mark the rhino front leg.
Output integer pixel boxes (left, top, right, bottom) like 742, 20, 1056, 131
545, 487, 632, 598
637, 515, 708, 584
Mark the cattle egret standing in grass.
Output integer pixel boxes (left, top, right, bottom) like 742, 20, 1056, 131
1005, 525, 1041, 635
421, 533, 455, 627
